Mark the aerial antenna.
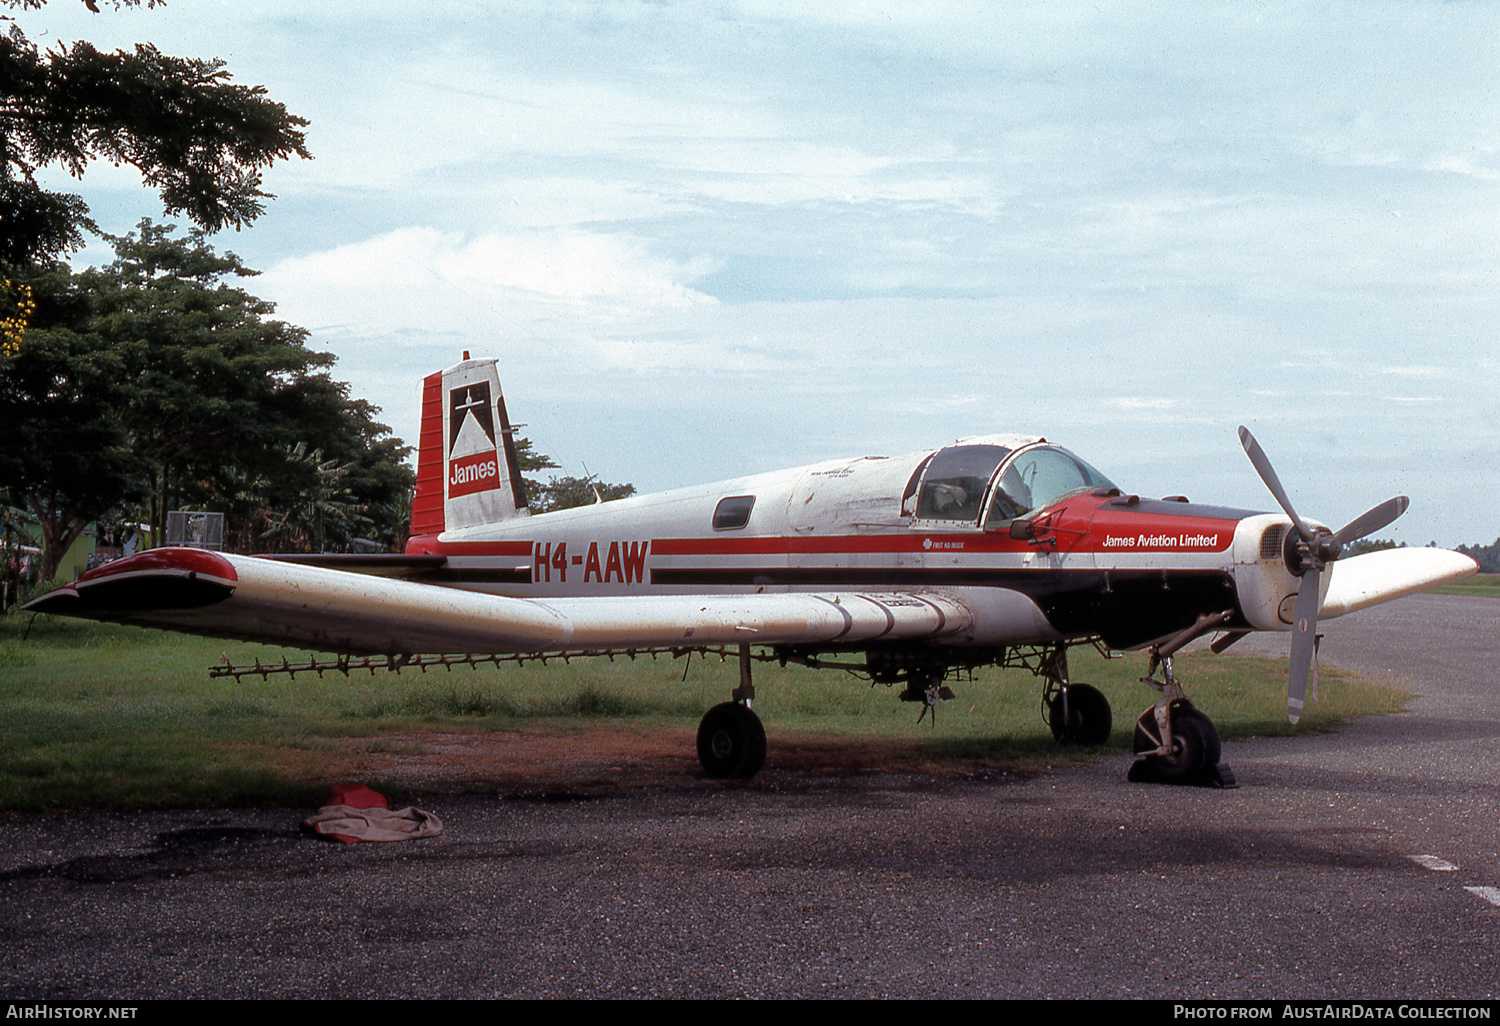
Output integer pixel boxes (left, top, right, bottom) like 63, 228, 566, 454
581, 463, 604, 504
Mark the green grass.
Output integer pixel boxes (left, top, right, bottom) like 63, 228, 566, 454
0, 611, 1406, 810
1429, 573, 1500, 599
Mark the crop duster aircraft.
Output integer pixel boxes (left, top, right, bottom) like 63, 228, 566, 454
27, 356, 1478, 785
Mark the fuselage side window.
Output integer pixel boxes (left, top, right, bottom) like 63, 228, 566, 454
713, 495, 756, 530
914, 445, 1010, 522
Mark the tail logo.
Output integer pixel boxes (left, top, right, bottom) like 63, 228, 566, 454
448, 381, 503, 497
449, 452, 500, 496
450, 383, 497, 451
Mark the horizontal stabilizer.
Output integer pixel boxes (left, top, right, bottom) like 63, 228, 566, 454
1319, 548, 1478, 619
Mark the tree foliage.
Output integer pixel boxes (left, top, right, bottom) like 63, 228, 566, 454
1349, 536, 1498, 573
509, 434, 635, 513
531, 474, 636, 514
1455, 539, 1500, 574
0, 222, 413, 580
1345, 538, 1404, 557
0, 260, 135, 578
510, 434, 634, 513
77, 220, 346, 545
1, 0, 310, 266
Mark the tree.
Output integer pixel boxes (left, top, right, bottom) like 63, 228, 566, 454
531, 475, 636, 514
510, 431, 639, 513
509, 433, 635, 514
509, 435, 636, 514
0, 260, 136, 581
1456, 539, 1500, 574
0, 223, 413, 577
251, 443, 368, 554
76, 220, 341, 545
1, 0, 310, 268
1346, 538, 1404, 557
221, 398, 416, 554
315, 395, 416, 551
513, 436, 557, 506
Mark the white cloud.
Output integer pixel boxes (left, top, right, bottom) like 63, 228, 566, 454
260, 226, 718, 327
1378, 366, 1446, 379
15, 0, 1497, 545
1426, 155, 1500, 182
1110, 398, 1176, 410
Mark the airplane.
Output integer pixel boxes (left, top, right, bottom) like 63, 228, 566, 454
25, 354, 1478, 786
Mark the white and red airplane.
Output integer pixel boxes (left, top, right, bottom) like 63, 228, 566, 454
26, 355, 1478, 785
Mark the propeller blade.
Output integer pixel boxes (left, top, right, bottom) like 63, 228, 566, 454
1286, 566, 1322, 725
1238, 426, 1315, 542
1335, 496, 1410, 546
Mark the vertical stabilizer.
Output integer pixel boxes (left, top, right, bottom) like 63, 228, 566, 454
409, 357, 529, 538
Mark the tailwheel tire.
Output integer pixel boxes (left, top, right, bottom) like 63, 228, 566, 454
1135, 704, 1222, 785
696, 702, 767, 780
1048, 684, 1112, 746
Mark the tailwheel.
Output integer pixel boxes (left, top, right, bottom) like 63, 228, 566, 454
1129, 701, 1233, 787
1047, 683, 1112, 746
696, 702, 767, 780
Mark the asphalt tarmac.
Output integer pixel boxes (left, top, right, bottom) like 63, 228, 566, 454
1, 593, 1497, 1000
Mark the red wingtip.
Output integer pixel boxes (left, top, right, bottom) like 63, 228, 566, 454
78, 548, 238, 585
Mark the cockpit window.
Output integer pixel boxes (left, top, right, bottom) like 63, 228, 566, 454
901, 454, 935, 517
914, 445, 1010, 522
984, 446, 1114, 527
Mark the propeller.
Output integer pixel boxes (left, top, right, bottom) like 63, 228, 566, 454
1237, 427, 1409, 724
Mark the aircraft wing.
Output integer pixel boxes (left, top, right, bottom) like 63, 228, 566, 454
1319, 547, 1478, 619
23, 549, 976, 656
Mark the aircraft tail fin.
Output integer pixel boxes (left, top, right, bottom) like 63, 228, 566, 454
409, 356, 530, 540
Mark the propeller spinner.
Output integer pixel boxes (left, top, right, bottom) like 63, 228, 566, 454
1237, 427, 1410, 724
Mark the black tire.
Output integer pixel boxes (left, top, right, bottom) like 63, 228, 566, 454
1048, 683, 1112, 746
696, 702, 767, 779
1143, 705, 1221, 784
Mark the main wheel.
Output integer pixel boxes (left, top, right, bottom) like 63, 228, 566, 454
1136, 704, 1221, 784
696, 702, 767, 780
1047, 683, 1112, 746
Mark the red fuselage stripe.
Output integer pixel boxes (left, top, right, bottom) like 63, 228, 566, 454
415, 528, 1234, 560
652, 535, 1026, 555
425, 540, 534, 557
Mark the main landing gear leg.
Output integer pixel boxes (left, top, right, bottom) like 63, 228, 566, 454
696, 643, 766, 780
1128, 653, 1236, 788
1041, 645, 1113, 746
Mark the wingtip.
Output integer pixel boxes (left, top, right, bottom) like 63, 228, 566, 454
20, 584, 80, 614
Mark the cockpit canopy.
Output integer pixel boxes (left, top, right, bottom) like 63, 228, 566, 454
903, 441, 1115, 528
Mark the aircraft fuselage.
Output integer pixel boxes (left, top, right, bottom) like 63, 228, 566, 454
406, 444, 1301, 652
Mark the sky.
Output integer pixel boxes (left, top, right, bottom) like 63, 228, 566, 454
21, 0, 1500, 547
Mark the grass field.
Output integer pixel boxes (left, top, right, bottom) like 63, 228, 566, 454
1429, 573, 1500, 599
0, 609, 1410, 811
